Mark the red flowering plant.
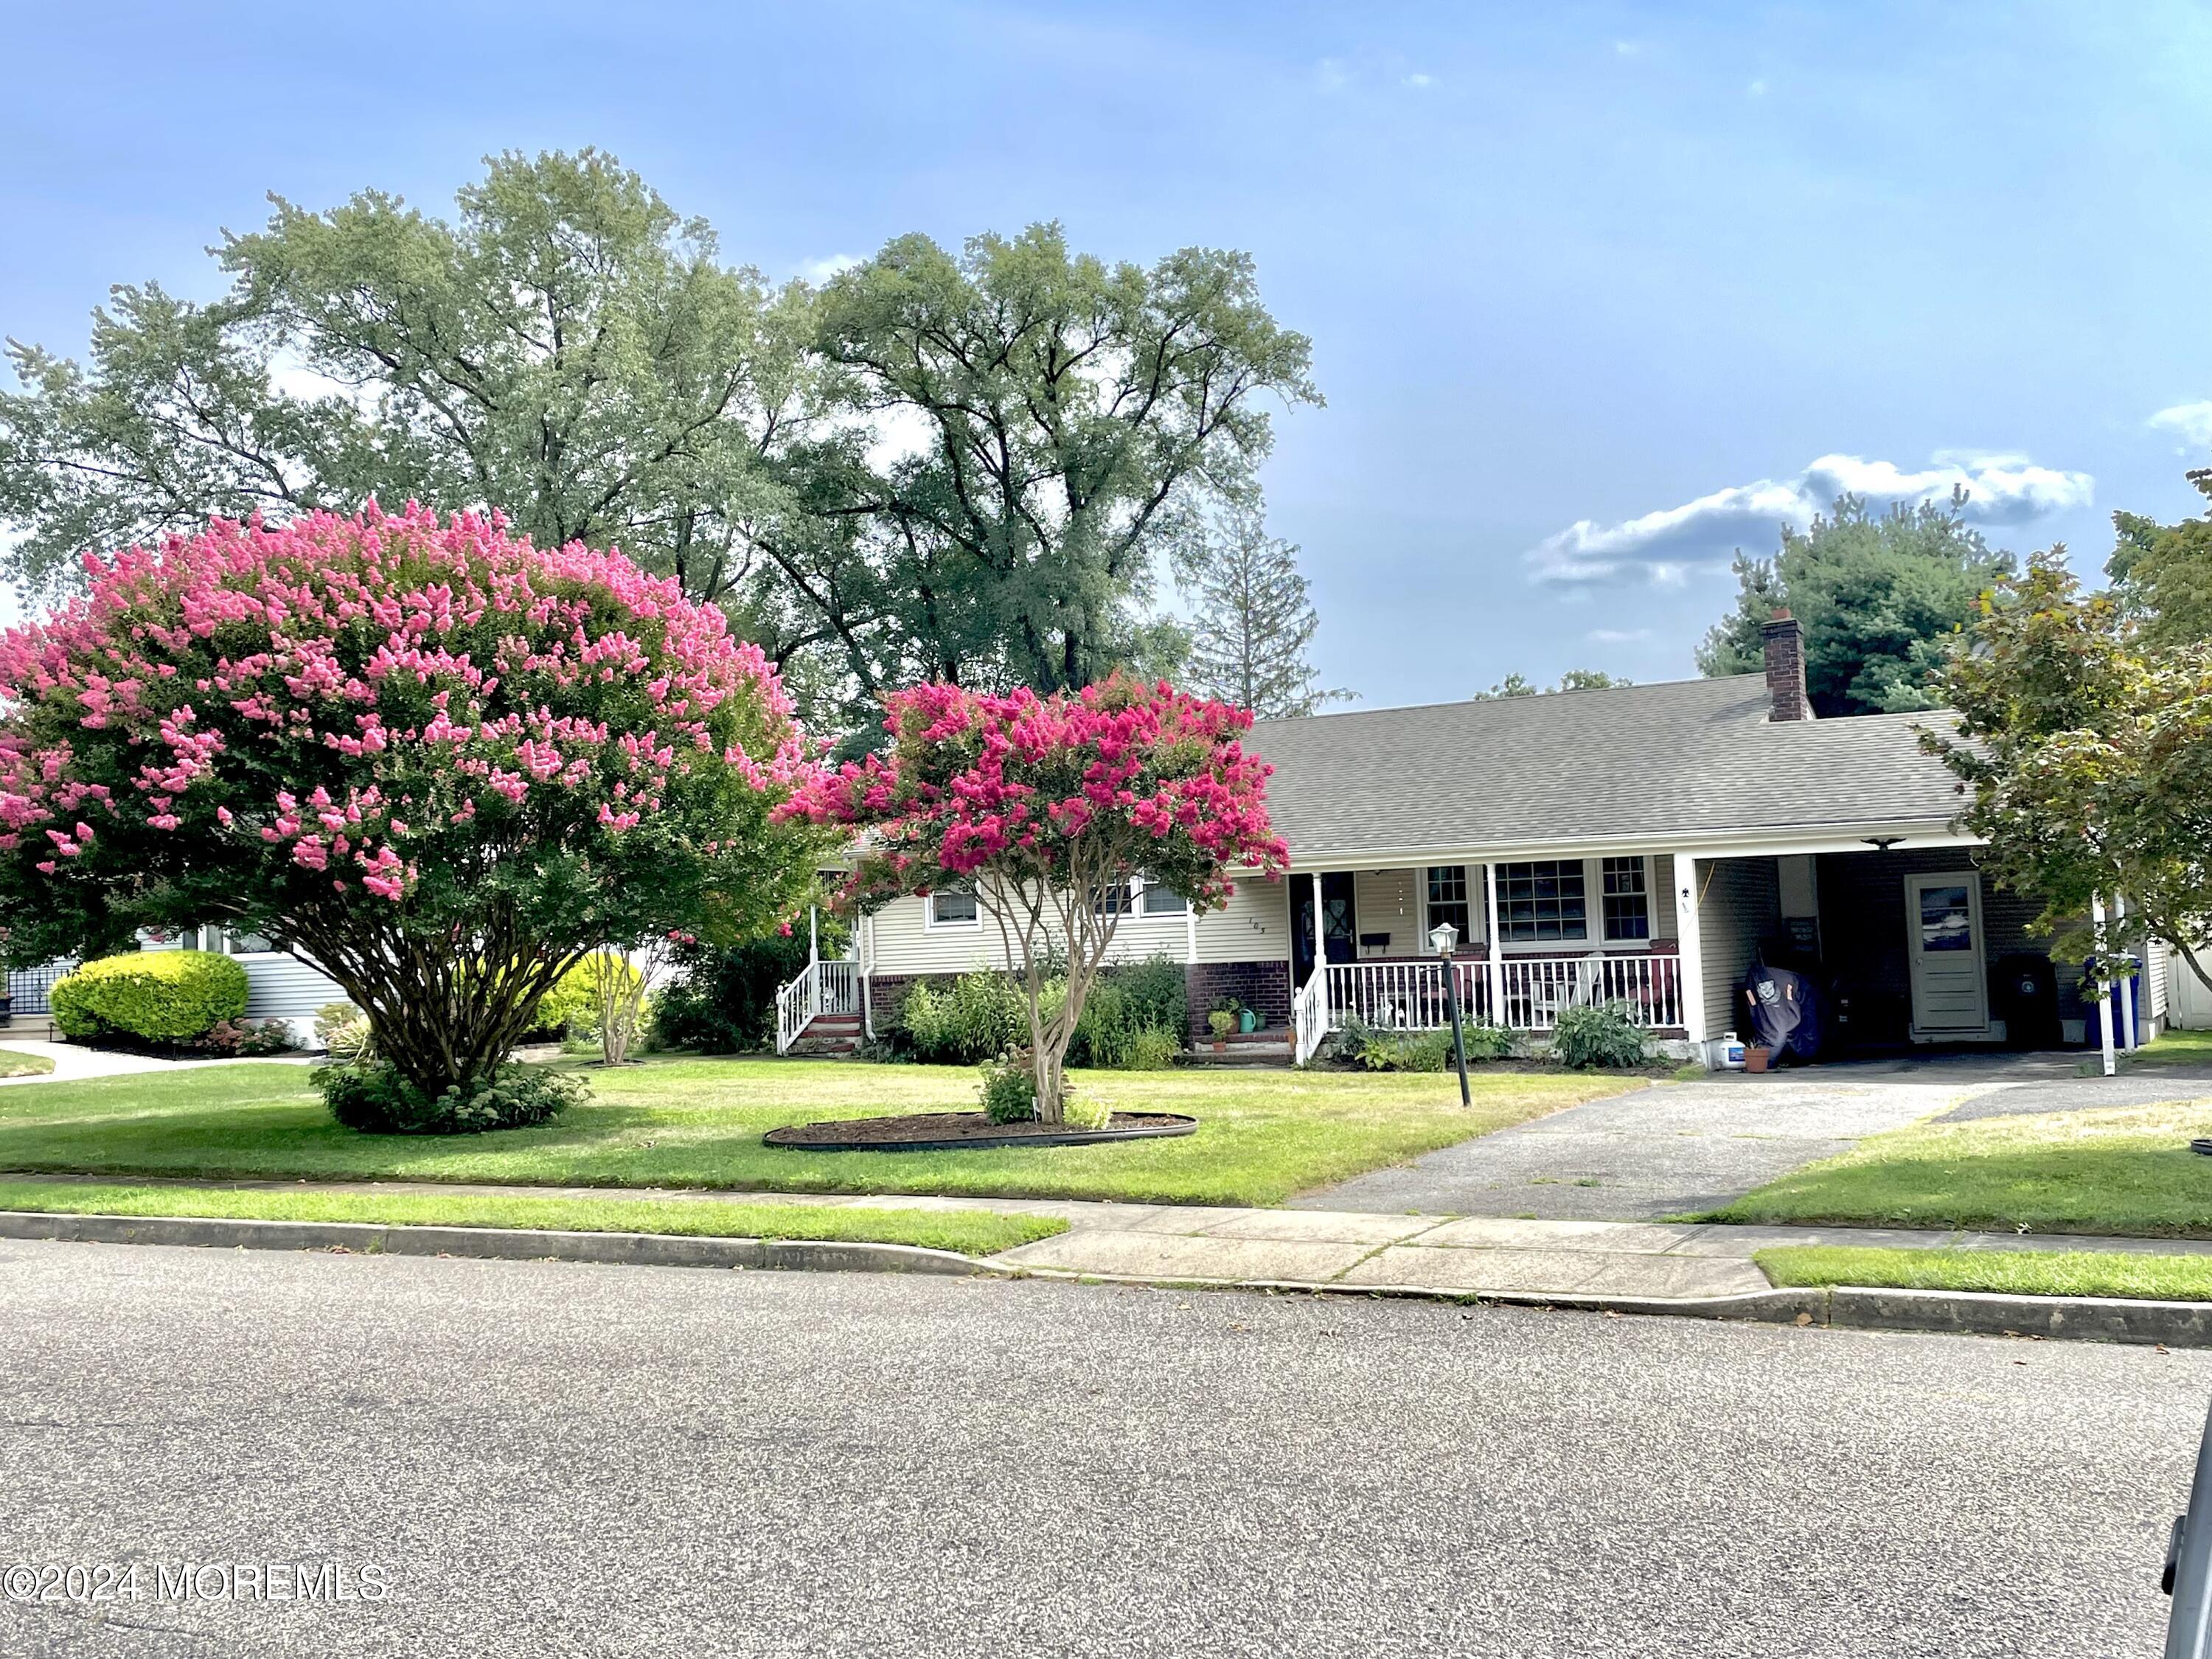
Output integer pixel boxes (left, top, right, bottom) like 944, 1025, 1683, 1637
0, 504, 830, 1119
782, 675, 1287, 1124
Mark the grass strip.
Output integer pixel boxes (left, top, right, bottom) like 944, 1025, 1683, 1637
0, 1047, 55, 1079
0, 1057, 1633, 1208
0, 1179, 1065, 1257
1756, 1243, 2212, 1302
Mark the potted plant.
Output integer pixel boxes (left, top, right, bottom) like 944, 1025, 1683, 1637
1207, 998, 1240, 1050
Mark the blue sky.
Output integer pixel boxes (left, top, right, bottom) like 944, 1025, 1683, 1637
7, 0, 2212, 706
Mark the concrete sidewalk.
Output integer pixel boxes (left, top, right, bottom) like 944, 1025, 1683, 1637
9, 1170, 2209, 1304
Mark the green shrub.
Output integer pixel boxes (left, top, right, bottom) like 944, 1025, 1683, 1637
901, 969, 1027, 1063
1112, 1024, 1183, 1071
1552, 1002, 1652, 1068
978, 1052, 1038, 1124
315, 1058, 587, 1135
650, 933, 816, 1053
184, 1018, 295, 1057
1459, 1020, 1515, 1060
1335, 1018, 1502, 1073
50, 950, 249, 1041
315, 1001, 372, 1060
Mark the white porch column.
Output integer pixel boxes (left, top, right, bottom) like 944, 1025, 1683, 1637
1675, 853, 1709, 1048
808, 905, 818, 968
2093, 894, 2117, 1076
1307, 873, 1324, 987
1482, 861, 1503, 1023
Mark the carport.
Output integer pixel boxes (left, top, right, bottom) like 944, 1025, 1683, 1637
1669, 838, 2145, 1061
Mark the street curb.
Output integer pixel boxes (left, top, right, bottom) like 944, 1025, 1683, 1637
1000, 1266, 2212, 1346
0, 1209, 1003, 1278
11, 1208, 2212, 1346
1822, 1284, 2212, 1347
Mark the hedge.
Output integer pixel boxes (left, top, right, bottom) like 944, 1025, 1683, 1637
50, 950, 250, 1041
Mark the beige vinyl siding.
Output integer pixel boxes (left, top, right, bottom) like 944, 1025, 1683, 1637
1352, 869, 1419, 957
1649, 855, 1677, 942
866, 875, 1295, 977
1194, 877, 1293, 964
1698, 855, 1781, 1037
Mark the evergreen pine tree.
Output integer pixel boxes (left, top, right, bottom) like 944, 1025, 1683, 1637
1177, 509, 1351, 718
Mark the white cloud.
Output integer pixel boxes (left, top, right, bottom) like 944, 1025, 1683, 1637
1402, 72, 1435, 88
796, 253, 863, 285
1528, 451, 2094, 585
1586, 627, 1654, 644
2149, 400, 2212, 451
1747, 78, 1768, 97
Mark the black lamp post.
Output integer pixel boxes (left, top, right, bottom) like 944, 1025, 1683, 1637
1430, 920, 1471, 1107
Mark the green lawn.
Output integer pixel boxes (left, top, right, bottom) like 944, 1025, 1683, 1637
0, 1047, 55, 1079
0, 1056, 1635, 1208
1708, 1096, 2212, 1238
0, 1178, 1060, 1255
2132, 1028, 2212, 1068
1757, 1243, 2212, 1302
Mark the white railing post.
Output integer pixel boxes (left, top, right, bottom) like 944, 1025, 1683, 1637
1293, 967, 1329, 1067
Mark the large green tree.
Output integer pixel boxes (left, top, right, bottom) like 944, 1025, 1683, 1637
1174, 507, 1349, 719
0, 150, 816, 615
1927, 551, 2212, 997
1, 159, 1318, 740
1698, 492, 2014, 716
790, 225, 1321, 709
2109, 470, 2212, 648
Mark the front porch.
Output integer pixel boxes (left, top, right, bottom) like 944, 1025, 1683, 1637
1284, 857, 1691, 1065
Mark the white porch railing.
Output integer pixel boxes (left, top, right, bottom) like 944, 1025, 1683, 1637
1297, 953, 1686, 1061
1292, 967, 1329, 1067
774, 959, 862, 1055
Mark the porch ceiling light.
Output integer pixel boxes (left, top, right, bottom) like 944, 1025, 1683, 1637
1428, 920, 1460, 957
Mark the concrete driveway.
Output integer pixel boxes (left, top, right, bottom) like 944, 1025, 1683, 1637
1, 1239, 2198, 1658
1298, 1051, 2212, 1220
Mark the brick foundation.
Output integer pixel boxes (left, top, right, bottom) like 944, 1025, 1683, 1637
1184, 959, 1293, 1043
862, 972, 932, 1037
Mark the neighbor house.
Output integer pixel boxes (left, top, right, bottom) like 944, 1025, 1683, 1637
812, 616, 2171, 1065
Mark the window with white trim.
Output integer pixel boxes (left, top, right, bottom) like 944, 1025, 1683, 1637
1601, 856, 1650, 941
1424, 866, 1471, 945
1139, 877, 1189, 917
1497, 860, 1587, 942
927, 886, 980, 928
1092, 880, 1134, 917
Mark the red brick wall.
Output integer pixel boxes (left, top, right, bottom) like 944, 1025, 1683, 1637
1185, 960, 1292, 1042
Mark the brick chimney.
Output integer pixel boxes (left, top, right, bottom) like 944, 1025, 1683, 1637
1761, 610, 1812, 722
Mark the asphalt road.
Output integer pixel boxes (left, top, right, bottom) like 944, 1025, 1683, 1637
1, 1240, 2204, 1658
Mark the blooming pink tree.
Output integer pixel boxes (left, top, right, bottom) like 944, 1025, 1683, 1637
782, 675, 1287, 1123
0, 504, 829, 1103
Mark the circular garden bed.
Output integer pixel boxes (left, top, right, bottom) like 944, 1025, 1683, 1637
763, 1110, 1197, 1152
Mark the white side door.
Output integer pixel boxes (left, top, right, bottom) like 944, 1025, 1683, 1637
1905, 874, 1989, 1037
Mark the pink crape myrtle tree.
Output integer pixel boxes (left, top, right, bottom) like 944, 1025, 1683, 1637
782, 675, 1287, 1124
0, 504, 831, 1113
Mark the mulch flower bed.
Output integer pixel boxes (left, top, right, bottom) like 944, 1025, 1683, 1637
763, 1110, 1197, 1152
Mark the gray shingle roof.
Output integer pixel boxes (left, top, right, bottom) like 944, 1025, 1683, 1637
1247, 675, 1966, 860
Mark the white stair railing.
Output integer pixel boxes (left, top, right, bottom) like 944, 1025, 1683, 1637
775, 959, 863, 1054
1292, 967, 1329, 1067
774, 967, 819, 1056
